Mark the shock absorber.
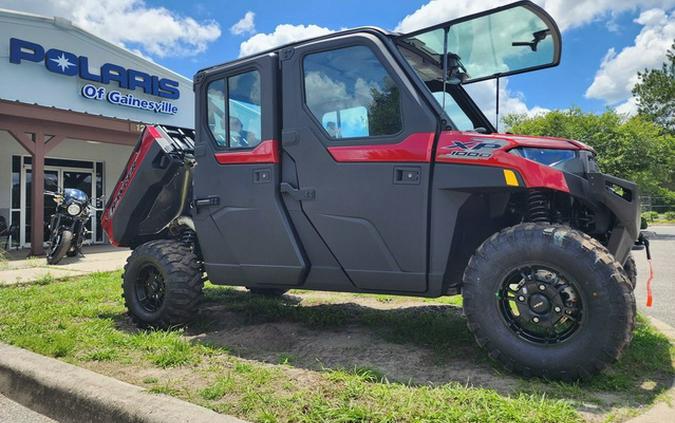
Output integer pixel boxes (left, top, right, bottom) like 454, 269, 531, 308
527, 189, 550, 222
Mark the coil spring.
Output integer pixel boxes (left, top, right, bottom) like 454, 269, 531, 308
527, 190, 550, 222
180, 228, 196, 247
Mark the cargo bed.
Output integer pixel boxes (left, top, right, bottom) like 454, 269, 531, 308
101, 125, 195, 247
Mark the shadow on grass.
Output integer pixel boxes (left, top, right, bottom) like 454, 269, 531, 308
109, 285, 674, 408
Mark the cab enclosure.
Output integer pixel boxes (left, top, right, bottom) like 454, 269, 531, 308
104, 0, 638, 297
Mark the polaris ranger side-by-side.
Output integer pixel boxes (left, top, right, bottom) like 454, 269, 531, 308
102, 1, 644, 380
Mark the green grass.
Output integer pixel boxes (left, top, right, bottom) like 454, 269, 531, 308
0, 271, 672, 422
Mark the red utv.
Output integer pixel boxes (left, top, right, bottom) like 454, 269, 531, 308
103, 1, 642, 380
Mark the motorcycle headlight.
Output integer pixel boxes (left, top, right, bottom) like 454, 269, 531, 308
66, 203, 81, 216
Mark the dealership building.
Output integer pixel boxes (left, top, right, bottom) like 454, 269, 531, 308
0, 9, 194, 255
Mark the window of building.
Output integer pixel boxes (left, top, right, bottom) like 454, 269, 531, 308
206, 70, 262, 149
303, 45, 402, 140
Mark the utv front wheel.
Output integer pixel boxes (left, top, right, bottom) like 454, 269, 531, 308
463, 223, 635, 380
123, 240, 203, 328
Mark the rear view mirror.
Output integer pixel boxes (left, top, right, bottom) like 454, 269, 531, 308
397, 0, 561, 84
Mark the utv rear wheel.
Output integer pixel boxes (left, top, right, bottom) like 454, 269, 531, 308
463, 223, 635, 380
247, 287, 288, 297
123, 240, 203, 328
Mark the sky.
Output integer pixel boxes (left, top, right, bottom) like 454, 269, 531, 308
1, 0, 674, 124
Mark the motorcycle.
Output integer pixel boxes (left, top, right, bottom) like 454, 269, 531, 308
44, 189, 96, 265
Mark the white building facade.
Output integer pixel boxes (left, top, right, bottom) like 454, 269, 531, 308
0, 9, 194, 254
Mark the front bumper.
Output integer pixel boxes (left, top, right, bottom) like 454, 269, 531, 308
564, 172, 640, 263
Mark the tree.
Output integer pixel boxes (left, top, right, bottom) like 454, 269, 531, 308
503, 108, 675, 199
632, 41, 675, 133
368, 77, 401, 135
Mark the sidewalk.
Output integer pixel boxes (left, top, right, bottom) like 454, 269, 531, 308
0, 244, 130, 286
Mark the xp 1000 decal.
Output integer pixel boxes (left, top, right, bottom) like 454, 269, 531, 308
438, 138, 509, 160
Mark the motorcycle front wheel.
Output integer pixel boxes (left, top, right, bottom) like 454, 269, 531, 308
47, 230, 72, 265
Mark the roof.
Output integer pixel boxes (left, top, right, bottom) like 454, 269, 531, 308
196, 26, 394, 77
0, 7, 192, 83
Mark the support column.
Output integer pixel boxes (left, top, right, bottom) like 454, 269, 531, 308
5, 126, 66, 256
30, 131, 46, 256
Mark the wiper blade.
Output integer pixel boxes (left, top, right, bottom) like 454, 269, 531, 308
512, 29, 550, 52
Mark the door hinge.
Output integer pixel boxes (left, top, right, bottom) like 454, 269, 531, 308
280, 182, 315, 201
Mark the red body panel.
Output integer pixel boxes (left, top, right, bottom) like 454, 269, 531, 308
101, 126, 162, 246
323, 130, 586, 192
214, 140, 279, 164
327, 132, 435, 162
435, 131, 571, 192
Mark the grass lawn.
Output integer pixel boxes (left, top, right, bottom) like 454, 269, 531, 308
0, 271, 673, 422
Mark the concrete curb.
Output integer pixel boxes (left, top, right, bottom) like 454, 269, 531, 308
626, 316, 675, 423
0, 342, 245, 423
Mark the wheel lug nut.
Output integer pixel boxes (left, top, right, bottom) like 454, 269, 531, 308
518, 296, 525, 302
532, 317, 540, 323
554, 307, 561, 313
539, 284, 546, 291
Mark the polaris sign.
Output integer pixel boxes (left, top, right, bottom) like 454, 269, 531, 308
9, 38, 180, 114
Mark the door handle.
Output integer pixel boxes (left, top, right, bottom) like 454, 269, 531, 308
280, 182, 315, 201
193, 196, 220, 212
394, 167, 421, 185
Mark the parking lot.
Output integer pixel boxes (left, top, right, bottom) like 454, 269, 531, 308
634, 225, 675, 326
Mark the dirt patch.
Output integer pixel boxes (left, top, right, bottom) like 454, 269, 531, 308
188, 292, 520, 392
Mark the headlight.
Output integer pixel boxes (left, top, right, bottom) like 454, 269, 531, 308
509, 148, 577, 168
66, 203, 81, 216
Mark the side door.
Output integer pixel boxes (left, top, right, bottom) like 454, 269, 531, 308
192, 54, 307, 286
280, 33, 439, 293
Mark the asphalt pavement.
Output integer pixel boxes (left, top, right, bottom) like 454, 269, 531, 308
634, 225, 675, 327
0, 393, 57, 423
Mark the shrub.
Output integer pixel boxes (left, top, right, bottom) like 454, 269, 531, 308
642, 211, 659, 222
664, 211, 675, 221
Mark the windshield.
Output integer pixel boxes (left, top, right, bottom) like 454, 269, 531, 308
397, 2, 560, 83
398, 45, 491, 132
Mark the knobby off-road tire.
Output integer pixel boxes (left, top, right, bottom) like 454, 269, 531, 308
247, 287, 289, 297
463, 223, 635, 380
47, 230, 72, 265
623, 255, 637, 291
123, 240, 203, 328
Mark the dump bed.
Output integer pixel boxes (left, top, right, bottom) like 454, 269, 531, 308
102, 125, 195, 247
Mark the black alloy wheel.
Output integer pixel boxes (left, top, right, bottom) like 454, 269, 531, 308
498, 265, 582, 344
134, 264, 166, 313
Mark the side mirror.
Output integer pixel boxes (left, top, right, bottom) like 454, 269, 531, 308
446, 53, 470, 85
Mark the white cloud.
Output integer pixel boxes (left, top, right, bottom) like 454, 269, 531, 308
238, 24, 333, 57
615, 97, 639, 116
230, 11, 255, 35
465, 79, 550, 127
0, 0, 221, 57
395, 0, 675, 33
585, 8, 675, 112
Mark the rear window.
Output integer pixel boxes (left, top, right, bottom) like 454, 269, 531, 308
206, 70, 262, 149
